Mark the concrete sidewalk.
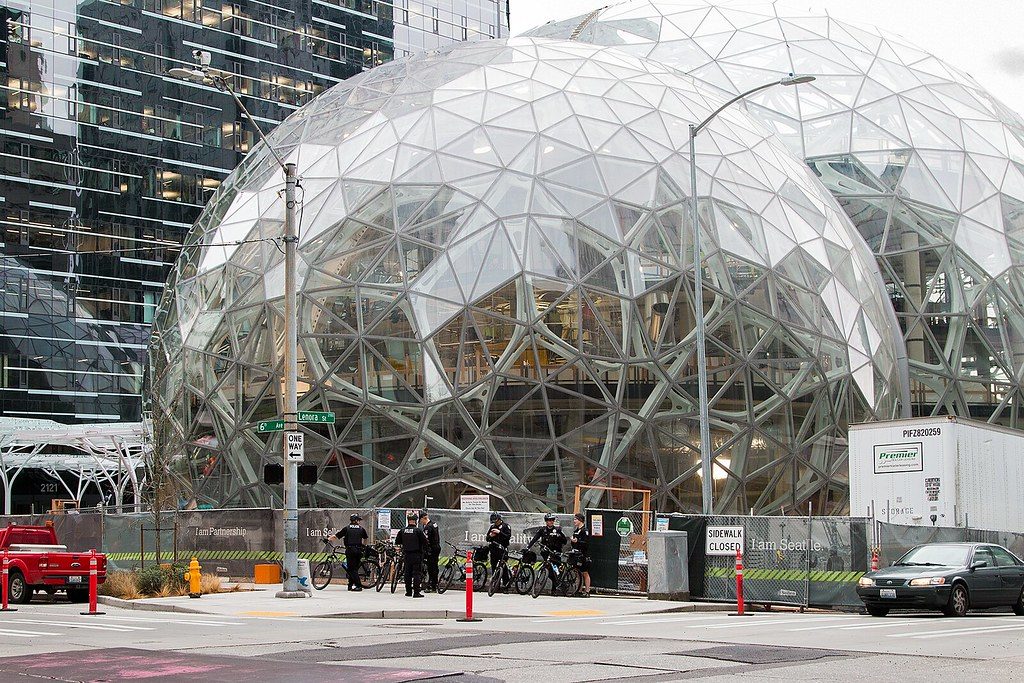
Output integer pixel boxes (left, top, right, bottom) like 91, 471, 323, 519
99, 584, 731, 620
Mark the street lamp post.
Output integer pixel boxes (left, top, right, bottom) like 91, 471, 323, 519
169, 52, 305, 598
689, 74, 815, 516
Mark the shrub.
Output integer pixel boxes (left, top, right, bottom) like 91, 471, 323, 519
199, 573, 222, 594
99, 571, 143, 600
136, 566, 166, 595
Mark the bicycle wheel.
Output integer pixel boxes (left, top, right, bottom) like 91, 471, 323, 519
559, 567, 582, 597
358, 559, 379, 589
487, 564, 504, 597
531, 565, 548, 599
515, 565, 535, 595
375, 558, 390, 592
311, 560, 333, 590
390, 557, 403, 594
473, 563, 489, 591
437, 561, 456, 594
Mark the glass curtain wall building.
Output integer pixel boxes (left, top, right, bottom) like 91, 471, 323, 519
0, 0, 506, 423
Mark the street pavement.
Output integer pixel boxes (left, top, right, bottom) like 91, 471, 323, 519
1, 592, 1023, 681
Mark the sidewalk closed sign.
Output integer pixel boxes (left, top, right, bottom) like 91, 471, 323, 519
705, 526, 744, 555
286, 432, 304, 462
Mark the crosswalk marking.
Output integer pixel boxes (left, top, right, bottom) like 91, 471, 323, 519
909, 623, 1024, 639
601, 615, 739, 626
703, 616, 852, 629
34, 612, 243, 627
11, 619, 154, 632
0, 628, 61, 637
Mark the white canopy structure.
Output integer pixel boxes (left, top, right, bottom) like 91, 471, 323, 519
0, 418, 148, 514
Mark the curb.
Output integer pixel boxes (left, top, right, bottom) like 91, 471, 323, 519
97, 596, 208, 614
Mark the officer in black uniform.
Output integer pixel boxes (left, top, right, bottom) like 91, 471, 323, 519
334, 513, 368, 591
394, 511, 428, 597
570, 512, 592, 597
419, 510, 441, 592
485, 512, 512, 572
527, 513, 567, 587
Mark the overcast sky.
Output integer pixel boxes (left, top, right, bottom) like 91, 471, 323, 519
509, 0, 1024, 117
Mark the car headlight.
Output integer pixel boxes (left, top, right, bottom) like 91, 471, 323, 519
909, 577, 947, 586
858, 576, 874, 587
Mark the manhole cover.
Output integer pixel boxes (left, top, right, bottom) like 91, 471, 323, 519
678, 644, 849, 664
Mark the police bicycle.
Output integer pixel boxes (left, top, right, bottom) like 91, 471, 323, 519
487, 548, 536, 596
436, 541, 489, 593
312, 538, 380, 590
531, 547, 582, 598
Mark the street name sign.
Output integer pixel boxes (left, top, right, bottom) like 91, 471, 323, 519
257, 420, 285, 433
297, 411, 336, 424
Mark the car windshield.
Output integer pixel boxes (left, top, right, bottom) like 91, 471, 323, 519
895, 545, 970, 567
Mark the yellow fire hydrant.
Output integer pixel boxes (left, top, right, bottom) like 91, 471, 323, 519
184, 557, 202, 599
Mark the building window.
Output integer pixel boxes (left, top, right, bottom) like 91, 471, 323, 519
432, 7, 439, 34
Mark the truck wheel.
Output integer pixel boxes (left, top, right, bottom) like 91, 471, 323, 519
67, 588, 90, 603
8, 571, 31, 604
943, 584, 969, 617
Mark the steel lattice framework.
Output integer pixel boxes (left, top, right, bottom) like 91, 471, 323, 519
150, 38, 903, 513
527, 0, 1024, 426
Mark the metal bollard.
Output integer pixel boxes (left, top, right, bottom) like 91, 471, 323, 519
456, 550, 481, 623
80, 549, 105, 616
184, 557, 202, 598
1, 551, 17, 612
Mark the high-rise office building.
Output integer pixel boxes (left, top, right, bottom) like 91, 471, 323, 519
0, 0, 507, 423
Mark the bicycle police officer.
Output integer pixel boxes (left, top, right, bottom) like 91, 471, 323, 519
334, 513, 368, 591
527, 513, 566, 589
486, 512, 512, 572
419, 510, 441, 592
395, 510, 428, 597
570, 512, 592, 597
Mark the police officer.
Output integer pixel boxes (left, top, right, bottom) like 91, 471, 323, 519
571, 512, 592, 597
527, 513, 566, 588
419, 510, 441, 592
486, 512, 512, 572
334, 513, 368, 591
394, 510, 428, 597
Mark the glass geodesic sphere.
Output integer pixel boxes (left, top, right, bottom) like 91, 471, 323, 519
150, 38, 902, 513
528, 0, 1024, 426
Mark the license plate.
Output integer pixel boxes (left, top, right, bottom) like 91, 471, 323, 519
879, 588, 896, 599
67, 575, 83, 584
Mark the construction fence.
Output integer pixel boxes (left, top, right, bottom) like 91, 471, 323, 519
878, 522, 1024, 565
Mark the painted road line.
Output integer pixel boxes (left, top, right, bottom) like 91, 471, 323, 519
831, 619, 931, 630
604, 615, 746, 627
0, 628, 61, 637
35, 612, 244, 626
703, 616, 854, 629
910, 624, 1024, 639
11, 619, 154, 632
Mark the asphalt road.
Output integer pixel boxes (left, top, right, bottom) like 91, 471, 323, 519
2, 600, 1022, 681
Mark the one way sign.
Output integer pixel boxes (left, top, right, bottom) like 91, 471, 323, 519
286, 432, 304, 462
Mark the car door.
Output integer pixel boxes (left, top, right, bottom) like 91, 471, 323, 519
968, 547, 1001, 607
990, 546, 1024, 605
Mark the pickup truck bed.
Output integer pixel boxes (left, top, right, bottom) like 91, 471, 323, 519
2, 524, 107, 604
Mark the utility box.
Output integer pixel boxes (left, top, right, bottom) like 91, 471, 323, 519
647, 531, 689, 601
850, 416, 1024, 533
254, 563, 281, 584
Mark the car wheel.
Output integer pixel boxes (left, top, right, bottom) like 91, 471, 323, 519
8, 571, 31, 605
866, 605, 889, 617
1013, 589, 1024, 616
943, 584, 969, 617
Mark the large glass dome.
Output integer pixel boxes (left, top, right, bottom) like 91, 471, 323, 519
527, 0, 1024, 425
150, 37, 903, 513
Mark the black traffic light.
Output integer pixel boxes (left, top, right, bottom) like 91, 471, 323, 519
263, 463, 284, 485
298, 464, 318, 485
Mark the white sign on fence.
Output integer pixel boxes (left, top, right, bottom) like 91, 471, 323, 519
706, 525, 744, 556
655, 517, 669, 532
460, 494, 490, 512
286, 432, 304, 462
591, 516, 603, 537
377, 509, 391, 530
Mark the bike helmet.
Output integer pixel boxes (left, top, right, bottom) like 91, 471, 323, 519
350, 514, 362, 522
489, 512, 501, 522
544, 513, 556, 521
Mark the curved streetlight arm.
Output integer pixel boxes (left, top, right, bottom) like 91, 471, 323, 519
691, 79, 786, 137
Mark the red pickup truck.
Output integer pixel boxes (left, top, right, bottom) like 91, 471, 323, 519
1, 524, 106, 604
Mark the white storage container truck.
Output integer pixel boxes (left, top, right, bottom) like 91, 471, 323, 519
849, 416, 1024, 533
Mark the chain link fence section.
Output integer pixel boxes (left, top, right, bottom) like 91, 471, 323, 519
879, 522, 1024, 564
585, 508, 650, 593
